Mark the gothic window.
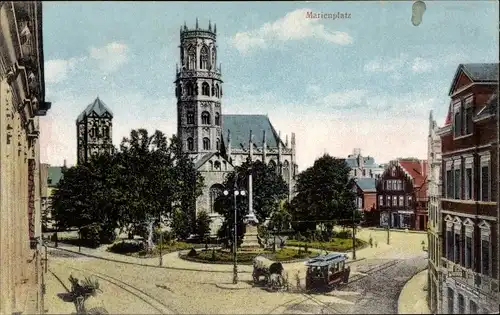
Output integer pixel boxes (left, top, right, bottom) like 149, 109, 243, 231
216, 138, 220, 151
180, 47, 185, 66
187, 137, 194, 151
209, 184, 223, 213
200, 46, 209, 70
103, 126, 110, 139
211, 85, 215, 96
186, 82, 194, 96
283, 160, 290, 182
215, 84, 220, 98
188, 46, 196, 70
201, 111, 211, 125
215, 112, 220, 125
212, 47, 216, 68
202, 82, 210, 96
203, 137, 210, 150
187, 111, 195, 124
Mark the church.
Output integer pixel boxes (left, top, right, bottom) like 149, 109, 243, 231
175, 20, 298, 232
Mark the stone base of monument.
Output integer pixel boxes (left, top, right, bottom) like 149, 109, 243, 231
240, 223, 261, 251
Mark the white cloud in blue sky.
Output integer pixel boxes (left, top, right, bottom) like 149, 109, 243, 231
40, 1, 499, 170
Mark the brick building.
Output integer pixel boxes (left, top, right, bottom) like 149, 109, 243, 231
353, 178, 378, 226
377, 159, 428, 230
437, 63, 498, 314
0, 2, 51, 313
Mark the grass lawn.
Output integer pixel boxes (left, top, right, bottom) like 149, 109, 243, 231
287, 237, 366, 252
182, 247, 319, 264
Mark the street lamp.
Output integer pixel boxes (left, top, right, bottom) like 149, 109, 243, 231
223, 182, 246, 285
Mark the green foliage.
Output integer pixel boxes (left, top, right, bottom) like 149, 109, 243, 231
80, 224, 101, 248
171, 206, 191, 240
188, 248, 316, 263
290, 154, 357, 232
215, 160, 288, 248
51, 130, 204, 246
268, 199, 292, 233
187, 248, 198, 257
107, 241, 145, 254
195, 210, 211, 241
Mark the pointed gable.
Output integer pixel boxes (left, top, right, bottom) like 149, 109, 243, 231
448, 63, 499, 96
76, 97, 114, 124
222, 114, 285, 149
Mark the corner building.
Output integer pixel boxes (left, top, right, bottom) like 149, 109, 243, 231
438, 63, 498, 314
175, 20, 298, 232
0, 1, 51, 313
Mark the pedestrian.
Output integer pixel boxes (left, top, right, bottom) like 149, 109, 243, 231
375, 240, 378, 248
369, 236, 373, 248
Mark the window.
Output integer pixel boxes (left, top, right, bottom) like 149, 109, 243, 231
447, 288, 454, 314
187, 138, 194, 151
464, 106, 473, 135
186, 82, 194, 96
453, 161, 461, 199
202, 82, 210, 96
465, 235, 472, 268
201, 111, 211, 124
446, 168, 453, 198
379, 195, 384, 206
186, 111, 194, 124
446, 230, 453, 261
362, 169, 366, 177
399, 196, 404, 207
464, 161, 473, 200
354, 169, 357, 176
457, 294, 465, 314
469, 300, 478, 314
454, 232, 461, 264
215, 112, 220, 125
188, 47, 196, 70
397, 180, 403, 191
407, 196, 412, 207
215, 84, 220, 98
216, 138, 220, 151
202, 137, 210, 150
481, 239, 490, 276
392, 196, 397, 207
212, 47, 216, 68
200, 46, 209, 69
480, 154, 490, 201
386, 195, 391, 206
387, 180, 393, 190
454, 110, 461, 137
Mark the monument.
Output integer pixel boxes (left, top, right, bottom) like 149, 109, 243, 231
240, 211, 260, 250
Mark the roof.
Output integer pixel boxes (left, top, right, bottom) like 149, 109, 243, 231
397, 159, 428, 199
448, 63, 499, 96
355, 178, 377, 192
76, 97, 114, 124
194, 152, 218, 169
222, 114, 284, 149
305, 253, 348, 267
345, 155, 381, 169
47, 166, 64, 187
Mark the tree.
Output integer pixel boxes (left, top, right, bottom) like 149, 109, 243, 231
195, 210, 211, 241
268, 199, 292, 234
214, 159, 288, 249
290, 154, 357, 234
171, 206, 192, 240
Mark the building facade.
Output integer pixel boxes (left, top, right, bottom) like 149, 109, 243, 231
427, 110, 443, 314
345, 148, 384, 179
438, 63, 499, 314
40, 163, 64, 231
0, 1, 51, 313
175, 20, 298, 233
377, 159, 428, 230
76, 97, 113, 165
353, 178, 378, 226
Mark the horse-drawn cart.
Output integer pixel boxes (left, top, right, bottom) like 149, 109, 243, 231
252, 255, 285, 290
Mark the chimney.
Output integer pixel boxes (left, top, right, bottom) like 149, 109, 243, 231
63, 159, 67, 167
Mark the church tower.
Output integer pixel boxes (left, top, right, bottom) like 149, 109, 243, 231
76, 97, 114, 164
175, 19, 223, 159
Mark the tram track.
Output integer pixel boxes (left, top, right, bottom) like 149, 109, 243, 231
347, 259, 401, 284
65, 266, 177, 314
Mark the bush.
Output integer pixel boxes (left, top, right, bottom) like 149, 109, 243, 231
153, 230, 174, 244
335, 230, 352, 239
80, 224, 101, 248
99, 228, 117, 244
107, 241, 145, 254
187, 248, 197, 257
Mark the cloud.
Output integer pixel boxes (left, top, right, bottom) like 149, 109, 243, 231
411, 57, 432, 73
90, 42, 129, 73
44, 57, 85, 84
363, 54, 408, 73
224, 88, 441, 171
230, 8, 353, 54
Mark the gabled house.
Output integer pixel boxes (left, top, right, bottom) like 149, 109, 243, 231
353, 178, 378, 226
376, 159, 428, 230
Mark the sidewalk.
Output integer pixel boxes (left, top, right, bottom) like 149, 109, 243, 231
397, 269, 431, 314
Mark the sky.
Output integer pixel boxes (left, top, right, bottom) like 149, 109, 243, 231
40, 1, 499, 171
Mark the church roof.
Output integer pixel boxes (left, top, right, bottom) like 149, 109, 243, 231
222, 114, 284, 149
76, 97, 114, 124
47, 166, 64, 187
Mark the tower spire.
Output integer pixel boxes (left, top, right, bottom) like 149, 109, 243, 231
184, 21, 187, 30
209, 20, 212, 31
214, 23, 217, 33
196, 17, 199, 29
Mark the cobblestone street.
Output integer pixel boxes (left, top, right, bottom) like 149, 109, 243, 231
44, 228, 429, 314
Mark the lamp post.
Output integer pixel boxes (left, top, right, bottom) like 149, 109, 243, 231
352, 208, 357, 260
223, 178, 246, 285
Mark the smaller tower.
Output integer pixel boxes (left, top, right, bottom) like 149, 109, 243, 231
76, 97, 114, 164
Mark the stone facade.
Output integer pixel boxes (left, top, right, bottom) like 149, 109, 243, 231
175, 21, 298, 234
0, 2, 51, 313
438, 63, 499, 314
76, 97, 114, 165
427, 110, 443, 314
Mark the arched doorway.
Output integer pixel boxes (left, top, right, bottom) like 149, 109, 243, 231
209, 184, 224, 213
